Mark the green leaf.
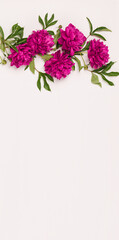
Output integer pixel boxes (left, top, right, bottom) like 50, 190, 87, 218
24, 65, 29, 71
41, 54, 53, 60
0, 26, 4, 39
101, 61, 115, 72
73, 57, 82, 71
38, 16, 45, 29
93, 62, 115, 73
91, 73, 102, 87
103, 72, 119, 77
48, 14, 54, 24
93, 26, 112, 33
47, 31, 54, 35
12, 23, 19, 33
0, 42, 5, 52
72, 61, 75, 71
86, 17, 93, 33
101, 74, 114, 86
29, 58, 35, 74
79, 41, 90, 52
44, 13, 48, 28
10, 45, 18, 52
54, 30, 60, 44
16, 38, 27, 45
6, 24, 24, 40
37, 73, 42, 91
91, 33, 106, 41
47, 20, 58, 28
42, 75, 51, 91
5, 41, 18, 52
45, 73, 54, 82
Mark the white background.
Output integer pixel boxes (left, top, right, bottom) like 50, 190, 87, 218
0, 0, 119, 239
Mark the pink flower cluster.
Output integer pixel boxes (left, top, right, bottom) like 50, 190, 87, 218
27, 30, 54, 56
8, 43, 33, 68
8, 23, 110, 80
9, 30, 54, 68
88, 39, 109, 69
58, 24, 86, 56
44, 50, 74, 79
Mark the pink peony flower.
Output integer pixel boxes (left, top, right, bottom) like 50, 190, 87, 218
88, 39, 109, 69
44, 50, 74, 80
8, 43, 33, 68
27, 29, 54, 55
58, 24, 86, 56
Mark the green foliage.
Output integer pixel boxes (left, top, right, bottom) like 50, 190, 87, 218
38, 13, 58, 29
6, 23, 24, 40
73, 57, 83, 71
47, 31, 55, 35
100, 74, 114, 86
36, 72, 54, 92
3, 23, 25, 52
37, 73, 42, 91
0, 26, 4, 39
29, 58, 35, 74
92, 61, 119, 86
86, 17, 111, 41
43, 75, 51, 91
41, 54, 53, 60
24, 65, 29, 71
0, 26, 5, 52
91, 73, 102, 87
93, 27, 111, 33
86, 17, 93, 34
91, 33, 106, 41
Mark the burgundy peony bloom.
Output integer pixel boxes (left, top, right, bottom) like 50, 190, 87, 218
27, 29, 54, 56
58, 24, 86, 56
44, 50, 74, 80
8, 43, 33, 68
88, 39, 109, 69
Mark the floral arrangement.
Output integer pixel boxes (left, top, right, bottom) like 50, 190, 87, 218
0, 13, 119, 91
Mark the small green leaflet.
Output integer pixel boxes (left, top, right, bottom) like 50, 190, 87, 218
93, 26, 111, 33
41, 54, 53, 60
48, 14, 54, 24
0, 42, 5, 52
73, 57, 83, 71
91, 73, 102, 87
44, 13, 48, 28
47, 20, 58, 28
0, 26, 4, 39
38, 15, 45, 29
80, 41, 90, 52
100, 74, 114, 86
5, 41, 18, 52
29, 58, 35, 74
6, 24, 24, 40
24, 65, 29, 71
86, 17, 93, 33
47, 31, 54, 35
103, 72, 119, 77
42, 75, 51, 91
38, 13, 58, 30
16, 38, 27, 45
45, 73, 54, 82
93, 62, 115, 73
0, 26, 5, 52
91, 33, 106, 41
37, 73, 42, 91
101, 61, 115, 73
71, 60, 75, 71
54, 29, 60, 44
37, 72, 53, 91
